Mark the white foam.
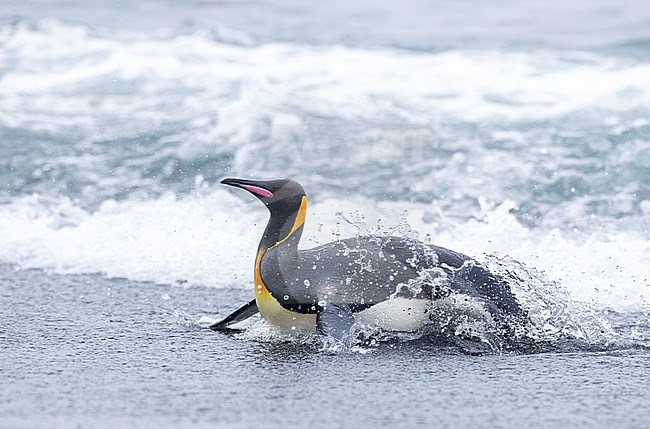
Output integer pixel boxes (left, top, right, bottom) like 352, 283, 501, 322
305, 198, 650, 313
0, 189, 647, 313
0, 187, 263, 288
403, 202, 650, 313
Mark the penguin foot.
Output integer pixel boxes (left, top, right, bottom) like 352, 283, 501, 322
316, 303, 355, 349
209, 299, 259, 331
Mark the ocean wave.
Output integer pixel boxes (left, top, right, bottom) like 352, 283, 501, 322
0, 17, 647, 350
2, 19, 650, 133
1, 19, 648, 227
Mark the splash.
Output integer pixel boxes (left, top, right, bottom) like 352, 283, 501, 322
308, 205, 649, 353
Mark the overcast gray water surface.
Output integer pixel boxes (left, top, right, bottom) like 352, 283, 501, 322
1, 1, 650, 428
2, 264, 649, 429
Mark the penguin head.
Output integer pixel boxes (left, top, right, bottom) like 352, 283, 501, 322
221, 177, 308, 247
220, 177, 306, 213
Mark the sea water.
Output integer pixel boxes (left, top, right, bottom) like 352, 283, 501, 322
1, 1, 649, 428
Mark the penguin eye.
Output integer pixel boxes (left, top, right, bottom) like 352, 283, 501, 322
240, 184, 274, 198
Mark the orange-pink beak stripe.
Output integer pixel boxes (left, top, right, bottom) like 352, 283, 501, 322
240, 184, 273, 198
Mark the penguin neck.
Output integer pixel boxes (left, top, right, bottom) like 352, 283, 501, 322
259, 195, 307, 253
255, 196, 307, 300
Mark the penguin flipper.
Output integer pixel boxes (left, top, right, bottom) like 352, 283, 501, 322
316, 304, 355, 347
209, 299, 258, 331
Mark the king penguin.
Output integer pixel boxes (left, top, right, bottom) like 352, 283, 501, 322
210, 177, 524, 345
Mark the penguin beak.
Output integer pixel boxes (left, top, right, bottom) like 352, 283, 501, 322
220, 178, 274, 198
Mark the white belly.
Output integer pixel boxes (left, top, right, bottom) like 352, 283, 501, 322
262, 295, 491, 335
262, 296, 431, 334
355, 298, 432, 332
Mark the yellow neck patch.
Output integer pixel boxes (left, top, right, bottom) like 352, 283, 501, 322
253, 247, 274, 311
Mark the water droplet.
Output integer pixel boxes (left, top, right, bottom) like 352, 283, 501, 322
303, 279, 311, 286
318, 299, 327, 307
284, 295, 289, 300
291, 326, 296, 331
162, 293, 170, 300
389, 275, 395, 281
